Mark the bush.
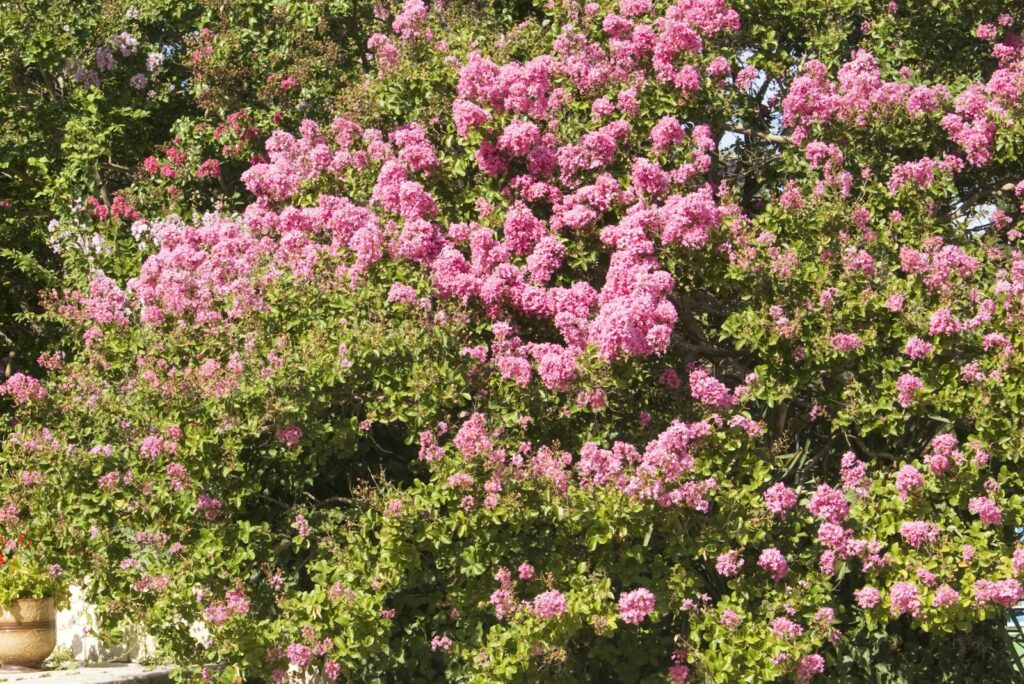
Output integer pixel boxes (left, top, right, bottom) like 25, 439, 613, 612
4, 0, 1024, 681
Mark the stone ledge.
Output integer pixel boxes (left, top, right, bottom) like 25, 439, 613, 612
0, 664, 172, 683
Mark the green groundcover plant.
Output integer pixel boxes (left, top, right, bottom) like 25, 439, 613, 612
4, 0, 1024, 681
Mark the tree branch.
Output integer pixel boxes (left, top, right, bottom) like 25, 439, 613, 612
844, 433, 896, 463
954, 181, 1017, 221
728, 128, 792, 146
93, 166, 111, 207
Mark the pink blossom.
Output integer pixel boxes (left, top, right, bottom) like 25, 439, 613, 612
817, 522, 852, 552
707, 56, 731, 78
286, 643, 314, 668
490, 587, 515, 620
764, 482, 798, 515
973, 579, 1023, 607
534, 344, 578, 390
98, 471, 121, 491
532, 590, 567, 619
668, 663, 690, 683
854, 586, 881, 609
933, 585, 960, 608
831, 333, 861, 351
577, 442, 625, 487
660, 186, 721, 248
770, 616, 803, 640
275, 424, 303, 448
885, 294, 905, 312
452, 99, 490, 137
896, 374, 923, 407
385, 498, 404, 517
323, 661, 341, 681
618, 588, 656, 624
889, 581, 921, 617
526, 236, 564, 284
391, 0, 430, 40
720, 608, 742, 628
903, 337, 934, 360
196, 493, 224, 520
895, 465, 924, 500
387, 283, 419, 305
976, 23, 998, 40
165, 462, 189, 492
430, 635, 452, 651
0, 373, 46, 405
715, 550, 744, 577
202, 589, 250, 625
806, 484, 849, 524
688, 368, 735, 407
819, 550, 837, 575
418, 430, 445, 462
839, 452, 868, 492
196, 158, 220, 179
452, 413, 492, 459
796, 654, 825, 683
899, 520, 939, 548
650, 116, 686, 154
1013, 547, 1024, 574
631, 158, 670, 195
968, 496, 1002, 526
758, 547, 789, 581
588, 249, 677, 360
843, 248, 876, 276
928, 307, 962, 336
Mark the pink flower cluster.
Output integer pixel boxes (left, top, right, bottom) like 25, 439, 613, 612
618, 587, 656, 624
968, 496, 1003, 526
0, 373, 47, 405
202, 589, 250, 625
782, 50, 948, 143
688, 368, 735, 407
532, 589, 568, 619
769, 616, 803, 640
899, 520, 939, 548
715, 550, 744, 577
806, 484, 849, 524
889, 582, 921, 618
896, 374, 923, 407
127, 213, 276, 326
763, 482, 797, 516
974, 579, 1023, 607
757, 548, 789, 581
854, 586, 881, 609
887, 155, 963, 194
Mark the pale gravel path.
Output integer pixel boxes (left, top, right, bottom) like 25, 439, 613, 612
0, 665, 171, 683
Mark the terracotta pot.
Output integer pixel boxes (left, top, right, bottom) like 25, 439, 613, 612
0, 597, 56, 669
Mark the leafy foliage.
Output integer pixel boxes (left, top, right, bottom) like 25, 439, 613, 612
3, 0, 1024, 682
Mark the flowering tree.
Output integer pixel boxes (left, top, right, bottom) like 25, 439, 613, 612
4, 0, 1024, 681
0, 0, 391, 384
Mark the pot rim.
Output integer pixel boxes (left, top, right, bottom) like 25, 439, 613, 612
0, 597, 56, 624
